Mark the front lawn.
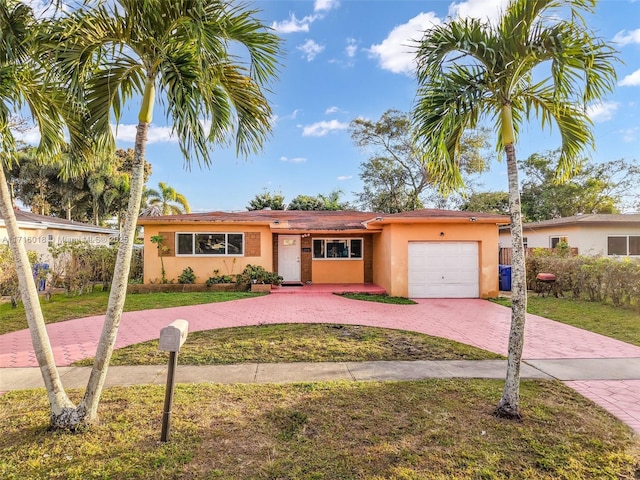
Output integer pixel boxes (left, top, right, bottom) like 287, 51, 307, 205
492, 294, 640, 347
1, 380, 637, 479
74, 323, 503, 366
0, 290, 263, 335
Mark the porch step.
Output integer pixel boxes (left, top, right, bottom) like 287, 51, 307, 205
271, 283, 386, 295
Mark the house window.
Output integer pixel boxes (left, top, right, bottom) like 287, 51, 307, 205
522, 237, 528, 249
608, 235, 640, 256
550, 236, 568, 248
176, 233, 244, 256
313, 238, 363, 259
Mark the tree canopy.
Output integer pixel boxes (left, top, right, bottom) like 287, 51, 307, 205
520, 152, 639, 221
350, 110, 491, 213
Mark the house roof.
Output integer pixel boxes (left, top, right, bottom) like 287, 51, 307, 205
137, 208, 509, 232
500, 213, 640, 231
2, 209, 116, 235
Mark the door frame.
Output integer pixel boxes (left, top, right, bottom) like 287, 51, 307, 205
277, 234, 301, 282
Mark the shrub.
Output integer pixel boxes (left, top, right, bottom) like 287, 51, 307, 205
235, 264, 283, 290
0, 245, 39, 307
178, 267, 196, 284
205, 269, 234, 286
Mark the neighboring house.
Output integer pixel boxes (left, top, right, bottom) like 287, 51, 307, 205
499, 213, 640, 257
138, 209, 509, 298
0, 209, 117, 264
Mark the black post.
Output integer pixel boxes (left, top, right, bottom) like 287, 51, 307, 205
161, 350, 178, 442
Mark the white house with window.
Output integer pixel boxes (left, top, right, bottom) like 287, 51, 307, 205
498, 213, 640, 257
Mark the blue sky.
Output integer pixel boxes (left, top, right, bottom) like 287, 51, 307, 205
23, 0, 640, 212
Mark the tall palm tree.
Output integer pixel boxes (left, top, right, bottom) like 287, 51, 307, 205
0, 1, 103, 424
412, 0, 617, 418
38, 0, 280, 428
142, 181, 191, 216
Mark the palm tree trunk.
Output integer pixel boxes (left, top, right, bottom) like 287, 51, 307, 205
79, 121, 149, 424
495, 141, 527, 419
0, 168, 76, 423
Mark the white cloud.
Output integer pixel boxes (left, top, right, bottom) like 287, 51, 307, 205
297, 39, 325, 61
280, 156, 307, 163
314, 0, 339, 12
12, 125, 41, 145
369, 12, 441, 75
586, 102, 619, 122
271, 13, 319, 34
619, 68, 640, 87
301, 120, 349, 137
325, 106, 341, 114
345, 38, 358, 58
613, 28, 640, 46
448, 0, 509, 22
337, 175, 352, 180
618, 128, 638, 143
113, 124, 178, 144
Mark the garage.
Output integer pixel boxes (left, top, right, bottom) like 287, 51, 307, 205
408, 242, 479, 298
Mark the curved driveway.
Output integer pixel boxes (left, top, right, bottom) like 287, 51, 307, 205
1, 294, 639, 433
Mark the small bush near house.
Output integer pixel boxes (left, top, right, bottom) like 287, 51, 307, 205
236, 264, 283, 290
178, 266, 196, 284
526, 251, 640, 308
0, 245, 39, 307
205, 269, 234, 286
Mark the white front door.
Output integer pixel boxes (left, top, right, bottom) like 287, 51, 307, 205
278, 235, 301, 282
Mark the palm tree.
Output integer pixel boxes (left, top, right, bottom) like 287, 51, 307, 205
0, 1, 103, 424
37, 0, 280, 428
412, 0, 617, 418
141, 181, 191, 216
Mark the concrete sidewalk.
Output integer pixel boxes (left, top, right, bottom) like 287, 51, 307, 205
3, 358, 640, 392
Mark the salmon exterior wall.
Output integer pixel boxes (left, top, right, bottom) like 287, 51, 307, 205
372, 223, 500, 298
312, 260, 364, 283
143, 224, 273, 284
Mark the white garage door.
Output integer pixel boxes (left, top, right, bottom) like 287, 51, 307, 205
408, 242, 479, 298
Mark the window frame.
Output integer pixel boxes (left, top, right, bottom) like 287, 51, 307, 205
175, 232, 245, 257
312, 238, 363, 260
607, 235, 640, 256
550, 236, 568, 248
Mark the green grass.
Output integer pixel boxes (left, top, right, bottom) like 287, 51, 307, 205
339, 293, 416, 304
0, 290, 263, 335
1, 380, 637, 479
492, 295, 640, 347
74, 323, 503, 366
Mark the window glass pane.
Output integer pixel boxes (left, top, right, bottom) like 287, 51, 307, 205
351, 239, 362, 258
629, 236, 640, 255
313, 239, 325, 258
227, 234, 243, 255
196, 233, 225, 255
177, 234, 193, 255
550, 237, 560, 248
607, 236, 627, 255
327, 240, 348, 258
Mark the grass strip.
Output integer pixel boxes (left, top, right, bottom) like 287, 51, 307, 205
492, 295, 640, 347
1, 380, 637, 479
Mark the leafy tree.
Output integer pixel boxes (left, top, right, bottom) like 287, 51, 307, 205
520, 151, 639, 221
461, 191, 510, 215
350, 109, 490, 213
289, 189, 349, 210
247, 189, 286, 210
412, 0, 617, 418
288, 194, 324, 211
141, 181, 191, 216
8, 0, 280, 430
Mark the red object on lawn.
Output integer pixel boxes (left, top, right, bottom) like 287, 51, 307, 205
536, 273, 556, 283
